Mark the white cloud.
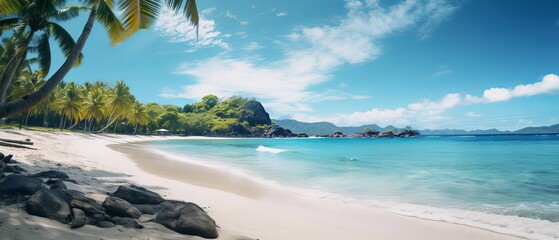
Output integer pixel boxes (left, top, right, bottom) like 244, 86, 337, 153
296, 74, 559, 127
240, 21, 249, 25
483, 74, 559, 102
243, 42, 262, 51
277, 12, 288, 17
433, 68, 453, 77
170, 0, 459, 116
224, 10, 237, 19
465, 112, 481, 117
154, 7, 229, 49
201, 8, 216, 15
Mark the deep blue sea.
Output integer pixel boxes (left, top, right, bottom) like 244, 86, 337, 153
147, 135, 559, 239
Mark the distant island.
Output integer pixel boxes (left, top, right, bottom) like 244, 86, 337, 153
274, 119, 559, 136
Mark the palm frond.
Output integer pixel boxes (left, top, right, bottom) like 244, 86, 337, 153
118, 0, 161, 35
55, 6, 89, 21
96, 0, 126, 45
164, 0, 199, 36
46, 22, 83, 66
0, 0, 25, 17
37, 33, 52, 76
0, 18, 21, 32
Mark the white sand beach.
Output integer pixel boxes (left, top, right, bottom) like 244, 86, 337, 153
0, 129, 526, 240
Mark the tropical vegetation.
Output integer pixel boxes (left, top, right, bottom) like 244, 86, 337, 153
2, 77, 271, 135
0, 0, 199, 118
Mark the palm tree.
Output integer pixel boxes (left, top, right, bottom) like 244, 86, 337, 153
53, 82, 83, 129
97, 80, 133, 132
8, 70, 45, 127
0, 0, 87, 105
82, 86, 107, 131
0, 0, 199, 118
128, 102, 149, 134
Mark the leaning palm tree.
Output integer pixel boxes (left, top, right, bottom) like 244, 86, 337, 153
0, 0, 199, 118
97, 80, 133, 132
8, 70, 45, 126
53, 82, 83, 129
82, 86, 107, 131
0, 0, 87, 104
127, 102, 149, 134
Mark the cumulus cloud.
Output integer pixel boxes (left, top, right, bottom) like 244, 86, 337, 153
171, 0, 459, 115
483, 74, 559, 102
302, 74, 559, 126
277, 12, 288, 17
154, 7, 229, 49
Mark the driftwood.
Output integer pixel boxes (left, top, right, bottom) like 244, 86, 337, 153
0, 141, 36, 150
0, 138, 34, 145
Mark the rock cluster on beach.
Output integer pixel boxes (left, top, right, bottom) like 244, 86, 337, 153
0, 152, 219, 239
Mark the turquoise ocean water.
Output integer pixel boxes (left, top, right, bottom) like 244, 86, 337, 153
147, 135, 559, 239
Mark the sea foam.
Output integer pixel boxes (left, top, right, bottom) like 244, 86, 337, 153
256, 145, 288, 154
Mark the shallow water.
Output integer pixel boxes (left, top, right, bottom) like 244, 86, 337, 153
147, 135, 559, 239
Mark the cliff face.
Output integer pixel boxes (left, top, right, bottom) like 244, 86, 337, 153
241, 100, 272, 126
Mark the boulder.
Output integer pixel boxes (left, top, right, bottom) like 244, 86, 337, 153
49, 179, 67, 190
86, 213, 108, 225
33, 170, 69, 179
3, 165, 27, 173
155, 201, 218, 239
71, 199, 105, 215
133, 204, 156, 215
115, 217, 144, 229
112, 185, 165, 205
26, 189, 72, 224
265, 125, 288, 138
102, 197, 142, 219
2, 154, 13, 163
96, 221, 116, 228
71, 208, 86, 229
331, 131, 344, 138
0, 174, 43, 195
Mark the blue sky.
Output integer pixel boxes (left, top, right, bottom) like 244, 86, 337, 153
51, 0, 559, 130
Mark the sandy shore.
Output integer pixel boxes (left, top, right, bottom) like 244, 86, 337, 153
0, 129, 526, 240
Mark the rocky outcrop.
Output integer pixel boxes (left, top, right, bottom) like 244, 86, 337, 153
71, 208, 86, 229
241, 100, 272, 126
155, 201, 219, 239
49, 179, 67, 190
26, 189, 72, 224
102, 196, 142, 219
0, 174, 43, 195
331, 131, 344, 138
112, 185, 165, 205
113, 217, 144, 229
265, 125, 294, 138
33, 170, 69, 179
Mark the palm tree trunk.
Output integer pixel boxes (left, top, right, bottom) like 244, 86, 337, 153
0, 4, 99, 118
59, 115, 64, 129
133, 123, 138, 135
42, 110, 48, 127
18, 113, 24, 130
0, 31, 36, 105
24, 110, 30, 126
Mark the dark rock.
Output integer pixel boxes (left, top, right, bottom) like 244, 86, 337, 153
265, 125, 291, 138
379, 131, 395, 138
71, 208, 86, 229
86, 213, 107, 225
112, 185, 165, 205
115, 217, 144, 229
26, 189, 72, 224
297, 133, 309, 138
0, 174, 43, 195
49, 179, 67, 190
3, 165, 27, 173
96, 221, 116, 228
133, 204, 156, 215
155, 201, 218, 239
71, 199, 105, 215
0, 153, 4, 161
2, 154, 13, 163
102, 197, 142, 219
33, 170, 69, 179
241, 100, 272, 126
331, 131, 344, 138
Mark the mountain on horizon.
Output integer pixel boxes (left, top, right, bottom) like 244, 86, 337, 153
273, 119, 559, 136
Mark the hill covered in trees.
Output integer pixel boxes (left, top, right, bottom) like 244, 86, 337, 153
4, 79, 286, 137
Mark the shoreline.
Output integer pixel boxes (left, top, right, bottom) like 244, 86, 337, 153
0, 130, 532, 240
111, 139, 532, 240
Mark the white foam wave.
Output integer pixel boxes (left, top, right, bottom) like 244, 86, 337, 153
256, 145, 288, 154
